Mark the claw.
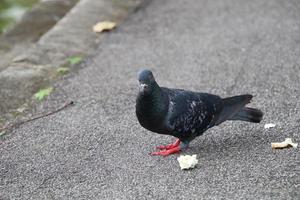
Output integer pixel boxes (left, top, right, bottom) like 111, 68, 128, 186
156, 139, 180, 150
151, 146, 181, 156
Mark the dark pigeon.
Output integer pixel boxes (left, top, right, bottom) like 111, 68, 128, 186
135, 69, 263, 156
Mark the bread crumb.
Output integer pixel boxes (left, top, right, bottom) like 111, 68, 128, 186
271, 138, 298, 149
264, 123, 276, 129
177, 155, 198, 170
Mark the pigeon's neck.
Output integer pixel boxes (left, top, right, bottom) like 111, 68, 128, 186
136, 83, 168, 129
140, 84, 167, 115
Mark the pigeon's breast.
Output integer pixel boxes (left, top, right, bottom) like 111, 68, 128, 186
135, 95, 170, 134
136, 108, 169, 134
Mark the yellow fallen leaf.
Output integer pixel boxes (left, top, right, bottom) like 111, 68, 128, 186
271, 138, 298, 149
93, 21, 116, 33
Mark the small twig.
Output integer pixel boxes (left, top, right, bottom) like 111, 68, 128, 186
0, 101, 74, 133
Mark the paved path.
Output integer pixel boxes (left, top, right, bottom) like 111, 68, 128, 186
1, 0, 300, 199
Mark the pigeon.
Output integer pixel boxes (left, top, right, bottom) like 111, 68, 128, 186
135, 69, 263, 156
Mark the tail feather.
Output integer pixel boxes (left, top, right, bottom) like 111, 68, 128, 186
230, 107, 263, 123
214, 94, 263, 125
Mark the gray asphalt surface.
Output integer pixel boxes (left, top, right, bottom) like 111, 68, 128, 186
1, 0, 300, 199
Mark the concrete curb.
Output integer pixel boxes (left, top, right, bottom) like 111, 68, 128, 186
0, 0, 145, 122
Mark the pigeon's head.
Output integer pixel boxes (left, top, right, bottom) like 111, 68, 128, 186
137, 69, 157, 95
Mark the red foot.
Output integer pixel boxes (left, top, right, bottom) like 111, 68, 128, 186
151, 146, 181, 156
156, 139, 180, 150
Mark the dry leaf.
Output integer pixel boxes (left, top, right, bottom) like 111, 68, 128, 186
93, 21, 116, 33
177, 155, 198, 170
271, 138, 298, 149
264, 123, 276, 129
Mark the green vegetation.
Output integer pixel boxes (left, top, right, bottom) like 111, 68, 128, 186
0, 131, 5, 136
57, 67, 70, 75
34, 87, 53, 101
0, 0, 39, 33
67, 56, 83, 65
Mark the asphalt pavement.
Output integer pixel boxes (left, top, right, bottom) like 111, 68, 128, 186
1, 0, 300, 199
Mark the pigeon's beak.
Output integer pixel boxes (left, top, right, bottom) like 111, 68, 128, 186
139, 83, 149, 93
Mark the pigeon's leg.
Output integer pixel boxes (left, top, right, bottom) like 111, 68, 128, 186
151, 141, 189, 156
156, 139, 180, 150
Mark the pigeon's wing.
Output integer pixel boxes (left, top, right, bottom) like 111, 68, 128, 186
163, 88, 222, 140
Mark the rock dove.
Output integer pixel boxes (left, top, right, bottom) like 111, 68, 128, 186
135, 69, 263, 156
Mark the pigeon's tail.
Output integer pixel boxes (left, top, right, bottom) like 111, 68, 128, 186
230, 107, 263, 123
215, 94, 263, 125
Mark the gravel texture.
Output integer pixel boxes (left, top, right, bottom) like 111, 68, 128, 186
1, 0, 300, 199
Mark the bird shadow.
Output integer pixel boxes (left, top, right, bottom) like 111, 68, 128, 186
186, 127, 269, 159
